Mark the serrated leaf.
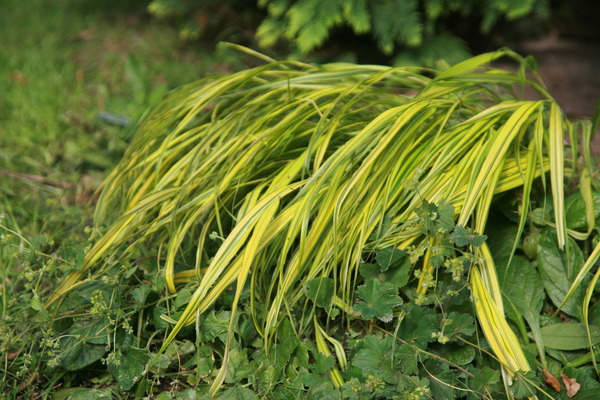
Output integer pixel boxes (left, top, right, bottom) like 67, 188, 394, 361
351, 335, 399, 383
132, 284, 152, 304
509, 370, 538, 399
445, 312, 476, 338
353, 278, 402, 321
304, 277, 335, 308
313, 352, 335, 375
395, 344, 421, 375
416, 200, 454, 234
396, 305, 437, 347
307, 381, 340, 400
359, 258, 410, 289
225, 347, 254, 384
450, 225, 487, 247
468, 367, 501, 400
540, 323, 600, 350
425, 359, 456, 400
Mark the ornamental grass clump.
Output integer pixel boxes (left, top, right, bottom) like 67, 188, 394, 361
48, 48, 597, 396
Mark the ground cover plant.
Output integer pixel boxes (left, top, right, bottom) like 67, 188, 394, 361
21, 46, 599, 399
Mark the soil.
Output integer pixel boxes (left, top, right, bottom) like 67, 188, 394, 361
515, 35, 600, 155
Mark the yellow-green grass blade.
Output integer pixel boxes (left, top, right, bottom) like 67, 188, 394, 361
471, 267, 530, 374
549, 102, 566, 249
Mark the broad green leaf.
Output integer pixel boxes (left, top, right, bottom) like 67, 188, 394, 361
359, 258, 411, 289
313, 352, 336, 375
444, 344, 476, 366
351, 335, 399, 383
537, 229, 586, 318
496, 255, 545, 363
445, 312, 476, 338
54, 388, 113, 400
225, 347, 254, 384
469, 367, 501, 399
396, 305, 437, 347
71, 317, 112, 345
485, 214, 519, 261
425, 359, 456, 400
509, 370, 539, 399
415, 200, 455, 235
306, 381, 341, 400
199, 311, 231, 342
58, 336, 106, 371
217, 387, 259, 400
565, 190, 600, 230
540, 323, 600, 350
353, 278, 402, 321
304, 277, 335, 308
108, 346, 148, 391
375, 247, 406, 271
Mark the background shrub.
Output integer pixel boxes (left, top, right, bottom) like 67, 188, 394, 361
147, 0, 551, 65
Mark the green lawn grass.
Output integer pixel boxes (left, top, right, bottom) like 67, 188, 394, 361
0, 1, 237, 397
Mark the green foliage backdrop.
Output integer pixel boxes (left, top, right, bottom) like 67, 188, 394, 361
147, 0, 550, 65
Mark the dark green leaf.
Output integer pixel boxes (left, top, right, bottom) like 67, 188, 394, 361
416, 200, 455, 234
199, 310, 231, 342
537, 229, 586, 318
425, 359, 456, 400
375, 247, 406, 272
174, 288, 193, 309
444, 344, 476, 366
304, 277, 335, 308
468, 366, 501, 400
359, 258, 410, 289
565, 190, 600, 230
71, 317, 112, 345
54, 388, 113, 400
509, 370, 539, 399
396, 305, 437, 347
313, 352, 335, 375
351, 335, 399, 383
450, 225, 487, 247
445, 312, 476, 338
484, 214, 519, 261
217, 387, 259, 400
395, 344, 420, 375
307, 381, 341, 400
59, 336, 107, 371
540, 323, 600, 350
496, 255, 544, 350
132, 284, 152, 304
108, 346, 148, 390
353, 278, 402, 321
225, 348, 254, 384
562, 366, 600, 400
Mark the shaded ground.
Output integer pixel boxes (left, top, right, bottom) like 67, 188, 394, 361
517, 36, 600, 155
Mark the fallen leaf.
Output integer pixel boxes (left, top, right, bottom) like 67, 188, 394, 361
543, 369, 561, 392
560, 373, 581, 398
